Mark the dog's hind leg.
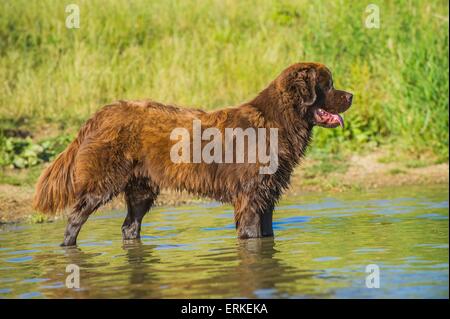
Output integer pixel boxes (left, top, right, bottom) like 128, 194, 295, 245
62, 212, 90, 247
122, 178, 159, 240
61, 193, 109, 247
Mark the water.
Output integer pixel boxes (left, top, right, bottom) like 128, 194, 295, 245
0, 185, 448, 299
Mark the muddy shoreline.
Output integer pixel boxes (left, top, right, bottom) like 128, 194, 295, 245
0, 152, 448, 224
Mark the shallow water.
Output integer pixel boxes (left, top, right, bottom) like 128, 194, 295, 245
0, 185, 448, 299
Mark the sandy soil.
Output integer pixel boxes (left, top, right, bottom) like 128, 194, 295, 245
0, 152, 448, 224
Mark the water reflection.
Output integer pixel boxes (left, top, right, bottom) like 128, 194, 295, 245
120, 242, 161, 298
200, 238, 290, 298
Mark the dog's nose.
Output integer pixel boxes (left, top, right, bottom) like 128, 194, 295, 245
345, 93, 353, 104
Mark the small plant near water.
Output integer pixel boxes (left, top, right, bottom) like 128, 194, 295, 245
0, 133, 73, 169
27, 212, 50, 224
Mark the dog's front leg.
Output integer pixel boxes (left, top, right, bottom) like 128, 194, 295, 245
260, 205, 274, 237
237, 211, 262, 238
234, 196, 274, 239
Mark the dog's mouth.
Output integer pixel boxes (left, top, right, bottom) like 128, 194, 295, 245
313, 108, 344, 128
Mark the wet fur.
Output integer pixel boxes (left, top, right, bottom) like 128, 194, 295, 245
33, 62, 351, 246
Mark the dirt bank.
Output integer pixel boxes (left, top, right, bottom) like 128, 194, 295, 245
0, 151, 448, 224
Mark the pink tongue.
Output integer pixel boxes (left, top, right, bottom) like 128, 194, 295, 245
331, 113, 344, 128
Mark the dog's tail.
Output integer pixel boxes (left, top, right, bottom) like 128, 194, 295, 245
32, 139, 80, 214
33, 121, 95, 214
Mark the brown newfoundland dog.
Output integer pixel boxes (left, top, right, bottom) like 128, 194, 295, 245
33, 62, 352, 246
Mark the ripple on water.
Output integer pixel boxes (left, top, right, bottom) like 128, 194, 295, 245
5, 256, 33, 263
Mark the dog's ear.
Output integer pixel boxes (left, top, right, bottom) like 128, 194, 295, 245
277, 67, 317, 107
298, 68, 317, 106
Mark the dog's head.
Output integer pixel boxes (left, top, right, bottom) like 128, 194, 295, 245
275, 62, 353, 128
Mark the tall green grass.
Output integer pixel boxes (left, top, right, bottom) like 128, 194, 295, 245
0, 0, 448, 158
